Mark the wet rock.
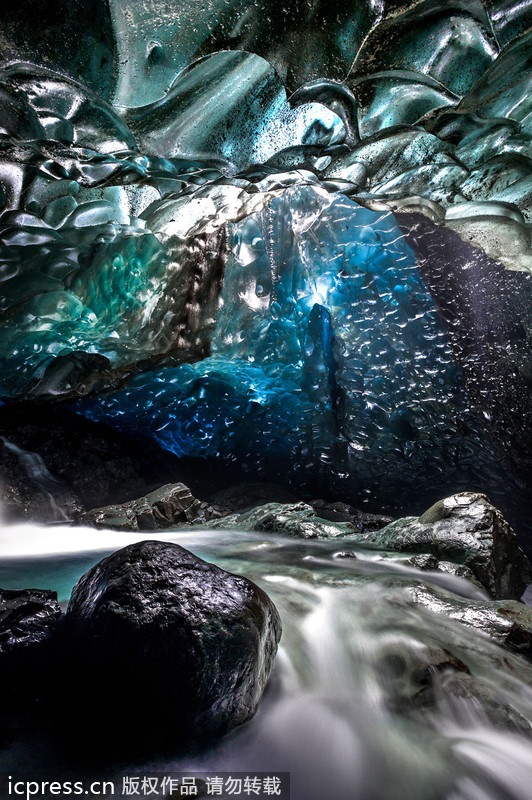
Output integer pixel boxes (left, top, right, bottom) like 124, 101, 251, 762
309, 499, 393, 531
77, 482, 222, 530
207, 499, 392, 538
324, 579, 532, 737
407, 554, 440, 571
0, 588, 61, 657
206, 501, 360, 538
65, 540, 282, 749
355, 579, 532, 732
407, 554, 485, 591
436, 560, 484, 586
0, 589, 62, 715
381, 634, 532, 733
408, 583, 532, 662
357, 493, 531, 600
436, 670, 532, 733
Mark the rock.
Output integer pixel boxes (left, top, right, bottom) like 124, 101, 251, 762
76, 482, 221, 530
381, 634, 532, 733
407, 554, 485, 591
356, 493, 531, 599
407, 554, 440, 571
332, 580, 532, 735
436, 560, 484, 587
79, 481, 392, 535
309, 499, 393, 531
0, 588, 61, 656
408, 583, 532, 662
65, 541, 282, 749
206, 501, 383, 539
437, 670, 532, 733
357, 579, 532, 732
208, 481, 300, 513
0, 589, 61, 715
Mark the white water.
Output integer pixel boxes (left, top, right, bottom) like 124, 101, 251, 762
1, 521, 532, 800
0, 437, 69, 521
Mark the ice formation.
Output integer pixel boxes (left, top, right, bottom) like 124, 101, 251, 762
0, 0, 531, 515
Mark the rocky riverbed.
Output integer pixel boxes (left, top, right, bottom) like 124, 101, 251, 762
1, 412, 532, 799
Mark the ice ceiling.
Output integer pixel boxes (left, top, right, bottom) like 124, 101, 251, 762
0, 0, 532, 516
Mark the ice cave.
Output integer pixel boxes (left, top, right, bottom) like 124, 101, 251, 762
1, 1, 532, 798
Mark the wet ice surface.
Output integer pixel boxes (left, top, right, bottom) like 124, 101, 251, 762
78, 185, 516, 513
0, 34, 531, 518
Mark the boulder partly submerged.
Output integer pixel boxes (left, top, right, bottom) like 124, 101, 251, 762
356, 493, 531, 600
206, 500, 392, 538
0, 589, 60, 654
65, 540, 282, 750
207, 492, 531, 601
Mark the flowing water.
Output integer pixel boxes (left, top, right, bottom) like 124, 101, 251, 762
2, 522, 532, 800
0, 439, 69, 523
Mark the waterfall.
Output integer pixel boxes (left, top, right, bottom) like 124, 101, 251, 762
0, 437, 70, 522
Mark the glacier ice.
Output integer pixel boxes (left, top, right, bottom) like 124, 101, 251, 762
77, 185, 523, 513
0, 0, 531, 517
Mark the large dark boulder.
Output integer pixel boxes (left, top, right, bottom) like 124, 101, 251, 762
65, 541, 281, 750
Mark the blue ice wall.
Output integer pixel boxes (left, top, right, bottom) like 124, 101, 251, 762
0, 1, 531, 515
78, 187, 500, 505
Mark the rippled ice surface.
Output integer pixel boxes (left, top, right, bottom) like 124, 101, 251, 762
1, 22, 532, 521
77, 185, 517, 517
2, 523, 532, 800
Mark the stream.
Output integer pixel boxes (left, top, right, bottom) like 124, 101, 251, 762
2, 521, 532, 800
